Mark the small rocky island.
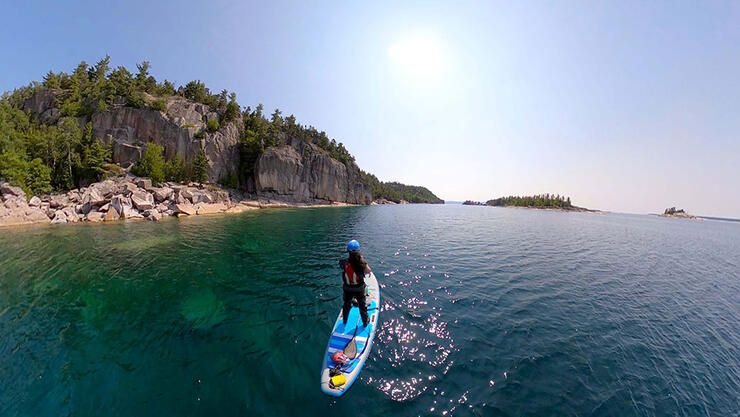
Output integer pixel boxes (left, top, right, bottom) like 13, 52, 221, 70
659, 207, 699, 219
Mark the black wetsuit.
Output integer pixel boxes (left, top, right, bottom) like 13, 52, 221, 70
339, 258, 368, 327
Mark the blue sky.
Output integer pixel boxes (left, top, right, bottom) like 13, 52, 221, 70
2, 1, 739, 217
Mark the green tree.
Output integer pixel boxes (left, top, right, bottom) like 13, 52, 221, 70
191, 148, 209, 183
164, 154, 187, 183
82, 139, 112, 181
42, 71, 61, 89
132, 142, 165, 184
135, 61, 156, 92
181, 80, 209, 104
155, 79, 176, 97
223, 92, 240, 123
150, 98, 166, 111
24, 158, 52, 195
207, 118, 219, 132
0, 150, 29, 191
239, 129, 263, 178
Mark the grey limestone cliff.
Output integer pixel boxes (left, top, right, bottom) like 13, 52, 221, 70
21, 90, 371, 205
255, 138, 371, 204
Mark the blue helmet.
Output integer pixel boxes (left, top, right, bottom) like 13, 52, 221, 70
347, 239, 360, 252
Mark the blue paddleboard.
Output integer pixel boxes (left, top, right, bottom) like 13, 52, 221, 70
320, 272, 380, 396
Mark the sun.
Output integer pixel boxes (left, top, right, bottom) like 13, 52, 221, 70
388, 36, 445, 82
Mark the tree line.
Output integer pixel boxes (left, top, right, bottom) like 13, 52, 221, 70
360, 172, 443, 203
486, 194, 572, 208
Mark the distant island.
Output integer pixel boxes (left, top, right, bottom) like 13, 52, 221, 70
462, 200, 484, 206
659, 207, 699, 219
485, 194, 593, 211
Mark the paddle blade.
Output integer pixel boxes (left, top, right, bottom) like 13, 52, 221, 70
343, 338, 357, 359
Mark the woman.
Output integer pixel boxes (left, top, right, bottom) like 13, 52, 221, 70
339, 239, 372, 327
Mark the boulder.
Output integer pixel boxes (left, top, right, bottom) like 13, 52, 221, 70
136, 178, 153, 190
92, 180, 117, 197
81, 188, 107, 206
196, 203, 227, 215
104, 207, 120, 222
173, 203, 196, 216
28, 196, 42, 207
1, 183, 25, 199
85, 211, 106, 222
0, 199, 51, 227
99, 203, 111, 212
181, 188, 197, 201
153, 187, 173, 203
131, 190, 155, 211
67, 190, 81, 203
121, 206, 144, 220
145, 210, 162, 221
51, 210, 68, 224
62, 206, 80, 223
213, 190, 230, 203
191, 192, 213, 204
79, 203, 93, 215
49, 194, 69, 209
121, 182, 138, 196
110, 195, 132, 216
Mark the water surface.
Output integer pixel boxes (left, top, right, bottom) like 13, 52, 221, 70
1, 206, 738, 416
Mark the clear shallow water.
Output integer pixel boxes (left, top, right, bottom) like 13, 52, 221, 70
1, 205, 739, 416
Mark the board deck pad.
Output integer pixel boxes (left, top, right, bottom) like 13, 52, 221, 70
320, 272, 380, 396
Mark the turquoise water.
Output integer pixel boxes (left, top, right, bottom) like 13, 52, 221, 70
1, 206, 738, 416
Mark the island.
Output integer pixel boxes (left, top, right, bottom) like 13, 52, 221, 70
0, 57, 443, 227
659, 207, 699, 219
478, 194, 594, 212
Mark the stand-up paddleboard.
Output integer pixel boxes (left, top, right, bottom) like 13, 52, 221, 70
320, 271, 380, 396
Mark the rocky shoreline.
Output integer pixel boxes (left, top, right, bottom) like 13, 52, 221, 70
0, 176, 356, 228
658, 212, 700, 220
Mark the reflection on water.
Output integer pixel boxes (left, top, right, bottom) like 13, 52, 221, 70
1, 206, 739, 416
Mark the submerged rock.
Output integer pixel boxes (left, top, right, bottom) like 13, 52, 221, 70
181, 289, 226, 330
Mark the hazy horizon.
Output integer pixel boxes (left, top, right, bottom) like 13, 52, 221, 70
2, 1, 738, 217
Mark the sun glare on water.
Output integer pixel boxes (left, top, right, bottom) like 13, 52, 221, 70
388, 36, 445, 82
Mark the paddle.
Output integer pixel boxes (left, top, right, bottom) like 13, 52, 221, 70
343, 306, 378, 360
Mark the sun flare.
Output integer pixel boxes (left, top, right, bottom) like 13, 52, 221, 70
388, 36, 445, 81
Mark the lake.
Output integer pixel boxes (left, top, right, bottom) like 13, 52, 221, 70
1, 205, 738, 416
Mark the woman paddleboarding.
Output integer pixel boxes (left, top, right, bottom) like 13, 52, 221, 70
320, 239, 380, 396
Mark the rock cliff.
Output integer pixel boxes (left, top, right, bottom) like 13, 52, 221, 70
255, 138, 371, 204
21, 90, 371, 205
23, 92, 240, 182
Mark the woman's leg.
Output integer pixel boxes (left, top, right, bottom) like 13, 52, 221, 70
342, 289, 353, 324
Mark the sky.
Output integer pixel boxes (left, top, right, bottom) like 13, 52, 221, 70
1, 1, 739, 217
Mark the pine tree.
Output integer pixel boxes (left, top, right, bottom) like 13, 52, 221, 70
132, 143, 165, 184
191, 148, 209, 183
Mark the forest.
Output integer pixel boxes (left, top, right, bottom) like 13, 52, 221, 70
0, 57, 438, 203
360, 172, 443, 203
486, 194, 572, 208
